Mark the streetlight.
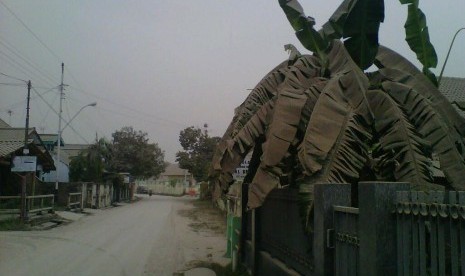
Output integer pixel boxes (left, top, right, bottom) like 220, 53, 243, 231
55, 102, 97, 189
438, 27, 465, 84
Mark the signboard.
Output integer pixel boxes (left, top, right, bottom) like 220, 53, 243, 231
11, 156, 37, 172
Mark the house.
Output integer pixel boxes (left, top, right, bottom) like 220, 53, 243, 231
38, 133, 89, 183
0, 125, 55, 196
156, 163, 193, 186
136, 163, 193, 196
233, 152, 252, 181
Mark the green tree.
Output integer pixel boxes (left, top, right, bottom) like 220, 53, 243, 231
176, 126, 220, 182
111, 126, 166, 179
69, 138, 111, 182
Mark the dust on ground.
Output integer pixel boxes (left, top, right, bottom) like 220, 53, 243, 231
175, 198, 230, 273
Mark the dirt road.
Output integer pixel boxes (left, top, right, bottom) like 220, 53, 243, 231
0, 195, 227, 276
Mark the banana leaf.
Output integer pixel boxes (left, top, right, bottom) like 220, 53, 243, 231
247, 75, 320, 209
319, 0, 357, 41
399, 0, 438, 85
374, 45, 465, 137
382, 81, 465, 190
367, 90, 435, 189
341, 0, 384, 70
278, 0, 329, 63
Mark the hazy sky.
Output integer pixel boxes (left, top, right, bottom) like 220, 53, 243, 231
1, 1, 464, 162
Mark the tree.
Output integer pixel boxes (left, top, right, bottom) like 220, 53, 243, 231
211, 0, 465, 232
69, 138, 111, 182
111, 126, 166, 179
176, 126, 220, 182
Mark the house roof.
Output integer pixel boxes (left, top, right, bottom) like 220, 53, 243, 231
161, 163, 189, 177
0, 127, 55, 171
439, 77, 465, 101
0, 118, 10, 128
60, 144, 90, 165
0, 128, 35, 143
439, 76, 465, 116
39, 133, 64, 146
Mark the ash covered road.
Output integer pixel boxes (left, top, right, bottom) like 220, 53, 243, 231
0, 195, 205, 276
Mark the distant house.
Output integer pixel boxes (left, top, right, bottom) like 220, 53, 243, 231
0, 125, 55, 195
38, 134, 90, 183
156, 163, 193, 186
233, 153, 252, 181
0, 118, 9, 128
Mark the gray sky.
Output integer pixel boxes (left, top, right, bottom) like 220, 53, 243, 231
1, 0, 464, 162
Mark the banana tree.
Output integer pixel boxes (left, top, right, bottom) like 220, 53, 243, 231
210, 0, 465, 232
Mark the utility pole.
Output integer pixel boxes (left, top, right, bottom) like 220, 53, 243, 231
20, 80, 31, 222
7, 110, 13, 125
56, 63, 64, 191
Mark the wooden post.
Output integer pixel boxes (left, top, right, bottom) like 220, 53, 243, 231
313, 183, 351, 276
358, 181, 410, 276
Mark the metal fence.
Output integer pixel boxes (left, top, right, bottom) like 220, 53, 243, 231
239, 182, 465, 275
396, 190, 465, 276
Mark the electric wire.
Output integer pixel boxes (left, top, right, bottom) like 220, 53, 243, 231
0, 48, 56, 87
0, 71, 27, 82
0, 39, 58, 84
0, 0, 62, 62
68, 85, 187, 128
30, 86, 89, 144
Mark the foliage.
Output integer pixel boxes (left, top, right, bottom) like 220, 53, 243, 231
69, 138, 111, 182
70, 127, 166, 182
111, 126, 166, 179
211, 0, 465, 233
176, 126, 220, 182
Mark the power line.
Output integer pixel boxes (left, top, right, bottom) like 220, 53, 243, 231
0, 82, 24, 86
0, 71, 27, 82
0, 39, 58, 84
0, 86, 57, 113
0, 49, 56, 87
30, 86, 89, 144
68, 85, 187, 128
0, 0, 62, 62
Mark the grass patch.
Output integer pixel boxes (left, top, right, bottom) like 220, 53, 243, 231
0, 218, 31, 231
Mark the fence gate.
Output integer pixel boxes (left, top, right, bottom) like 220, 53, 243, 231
241, 185, 313, 275
396, 190, 465, 276
333, 206, 359, 276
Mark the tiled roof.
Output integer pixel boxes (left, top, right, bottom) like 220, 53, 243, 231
439, 77, 465, 101
439, 77, 465, 117
161, 163, 189, 177
0, 118, 10, 128
39, 134, 59, 143
0, 128, 34, 142
0, 141, 26, 157
60, 144, 90, 165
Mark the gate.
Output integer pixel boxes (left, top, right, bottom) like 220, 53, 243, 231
333, 206, 359, 276
242, 185, 313, 275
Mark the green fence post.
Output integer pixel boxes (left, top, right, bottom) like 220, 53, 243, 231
226, 212, 232, 258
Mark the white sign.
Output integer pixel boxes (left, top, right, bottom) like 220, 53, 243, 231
11, 156, 37, 172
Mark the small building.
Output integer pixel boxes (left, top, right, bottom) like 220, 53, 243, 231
0, 125, 55, 195
136, 163, 193, 196
233, 153, 252, 181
